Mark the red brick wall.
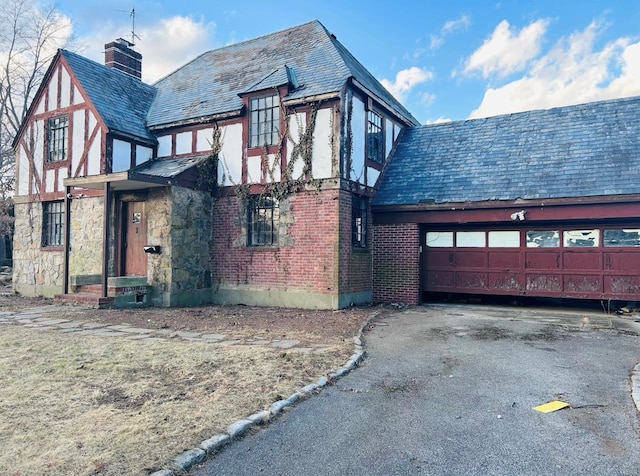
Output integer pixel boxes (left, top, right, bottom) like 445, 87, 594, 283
338, 190, 372, 296
211, 188, 339, 295
373, 223, 420, 305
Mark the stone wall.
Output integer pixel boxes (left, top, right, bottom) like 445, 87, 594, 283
68, 196, 104, 277
12, 202, 64, 297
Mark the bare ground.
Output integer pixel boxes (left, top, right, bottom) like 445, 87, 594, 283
0, 291, 376, 476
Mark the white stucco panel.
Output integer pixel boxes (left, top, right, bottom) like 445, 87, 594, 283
264, 154, 280, 183
287, 112, 306, 180
35, 95, 45, 115
88, 110, 97, 134
45, 169, 55, 193
175, 131, 191, 155
196, 127, 214, 152
112, 139, 131, 172
60, 67, 71, 108
246, 155, 261, 184
72, 109, 85, 175
218, 123, 242, 184
311, 107, 333, 179
72, 85, 85, 105
157, 135, 171, 158
385, 118, 394, 157
48, 68, 58, 111
87, 131, 101, 175
57, 168, 68, 192
350, 95, 365, 183
33, 121, 44, 178
16, 144, 29, 196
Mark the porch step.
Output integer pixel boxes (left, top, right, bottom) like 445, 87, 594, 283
55, 293, 114, 309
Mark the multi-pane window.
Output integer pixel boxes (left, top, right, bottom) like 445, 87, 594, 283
352, 194, 368, 248
47, 115, 68, 162
248, 195, 279, 246
249, 94, 280, 147
42, 201, 64, 247
366, 110, 384, 163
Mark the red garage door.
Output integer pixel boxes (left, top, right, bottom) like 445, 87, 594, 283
422, 227, 640, 300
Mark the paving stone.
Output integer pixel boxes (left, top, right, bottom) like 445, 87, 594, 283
82, 322, 108, 329
29, 325, 57, 331
17, 319, 34, 324
126, 334, 154, 340
86, 330, 129, 337
246, 339, 270, 346
271, 339, 300, 349
119, 327, 154, 334
154, 329, 174, 335
218, 340, 242, 346
57, 321, 84, 329
200, 333, 226, 342
33, 318, 70, 325
175, 331, 202, 339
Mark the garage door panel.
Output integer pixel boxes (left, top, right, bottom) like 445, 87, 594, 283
455, 251, 487, 268
489, 272, 523, 291
425, 251, 453, 268
488, 251, 520, 269
562, 252, 601, 271
563, 274, 602, 294
526, 273, 562, 292
525, 252, 560, 270
604, 252, 640, 271
456, 271, 488, 290
605, 275, 640, 295
425, 271, 455, 289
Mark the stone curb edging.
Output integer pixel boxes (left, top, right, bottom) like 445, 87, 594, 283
150, 309, 382, 475
632, 363, 640, 413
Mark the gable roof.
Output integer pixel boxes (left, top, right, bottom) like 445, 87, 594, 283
61, 50, 156, 142
147, 20, 418, 128
374, 96, 640, 207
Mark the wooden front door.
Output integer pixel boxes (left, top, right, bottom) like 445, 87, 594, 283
123, 201, 147, 276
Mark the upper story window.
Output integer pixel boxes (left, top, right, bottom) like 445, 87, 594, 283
42, 201, 64, 247
248, 195, 279, 246
47, 115, 68, 162
366, 110, 384, 163
249, 94, 280, 148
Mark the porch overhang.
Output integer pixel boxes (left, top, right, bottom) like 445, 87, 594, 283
63, 171, 170, 192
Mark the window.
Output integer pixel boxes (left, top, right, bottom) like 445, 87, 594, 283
426, 231, 453, 247
366, 110, 384, 163
249, 94, 280, 147
456, 231, 485, 248
352, 195, 368, 248
42, 201, 64, 247
604, 229, 640, 247
526, 230, 560, 248
47, 116, 68, 162
563, 229, 599, 247
248, 195, 279, 246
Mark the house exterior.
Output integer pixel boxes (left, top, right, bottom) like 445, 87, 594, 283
12, 21, 418, 308
373, 96, 640, 305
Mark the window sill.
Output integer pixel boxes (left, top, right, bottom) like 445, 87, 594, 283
41, 245, 64, 251
351, 246, 370, 253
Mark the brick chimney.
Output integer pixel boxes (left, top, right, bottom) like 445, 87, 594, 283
104, 38, 142, 80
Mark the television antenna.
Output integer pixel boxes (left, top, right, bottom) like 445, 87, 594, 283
115, 7, 141, 46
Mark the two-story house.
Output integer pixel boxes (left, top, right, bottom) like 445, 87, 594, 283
12, 21, 418, 308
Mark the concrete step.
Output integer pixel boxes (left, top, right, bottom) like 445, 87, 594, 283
55, 293, 114, 309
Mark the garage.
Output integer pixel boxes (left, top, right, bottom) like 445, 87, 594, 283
423, 225, 640, 301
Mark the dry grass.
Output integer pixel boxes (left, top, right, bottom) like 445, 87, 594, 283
0, 323, 353, 475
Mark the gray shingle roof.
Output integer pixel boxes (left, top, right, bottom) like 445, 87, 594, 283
132, 155, 207, 179
374, 96, 640, 207
61, 50, 156, 142
147, 20, 418, 128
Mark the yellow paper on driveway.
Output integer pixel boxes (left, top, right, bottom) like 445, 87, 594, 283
532, 400, 570, 413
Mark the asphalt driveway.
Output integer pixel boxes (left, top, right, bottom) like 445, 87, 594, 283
191, 304, 640, 475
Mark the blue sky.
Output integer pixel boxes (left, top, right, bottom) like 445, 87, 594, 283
53, 0, 640, 124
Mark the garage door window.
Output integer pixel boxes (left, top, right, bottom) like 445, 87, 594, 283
456, 231, 485, 247
526, 230, 559, 248
603, 229, 640, 247
426, 231, 453, 247
488, 231, 519, 247
563, 229, 599, 247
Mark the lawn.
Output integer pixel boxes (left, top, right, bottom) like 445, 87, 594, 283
0, 303, 368, 475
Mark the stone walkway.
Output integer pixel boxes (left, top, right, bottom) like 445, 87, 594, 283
0, 306, 330, 353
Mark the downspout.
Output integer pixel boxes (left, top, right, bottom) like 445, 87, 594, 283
62, 186, 71, 294
101, 182, 111, 298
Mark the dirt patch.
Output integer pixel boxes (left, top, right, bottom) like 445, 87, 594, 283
470, 324, 512, 340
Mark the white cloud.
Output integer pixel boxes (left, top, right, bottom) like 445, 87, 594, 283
462, 19, 549, 78
430, 14, 471, 51
75, 15, 216, 83
381, 66, 433, 102
426, 117, 452, 125
469, 20, 640, 118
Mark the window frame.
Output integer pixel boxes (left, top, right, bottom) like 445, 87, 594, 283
247, 195, 279, 247
352, 194, 368, 249
47, 115, 69, 162
248, 93, 281, 148
366, 110, 384, 164
42, 201, 64, 248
